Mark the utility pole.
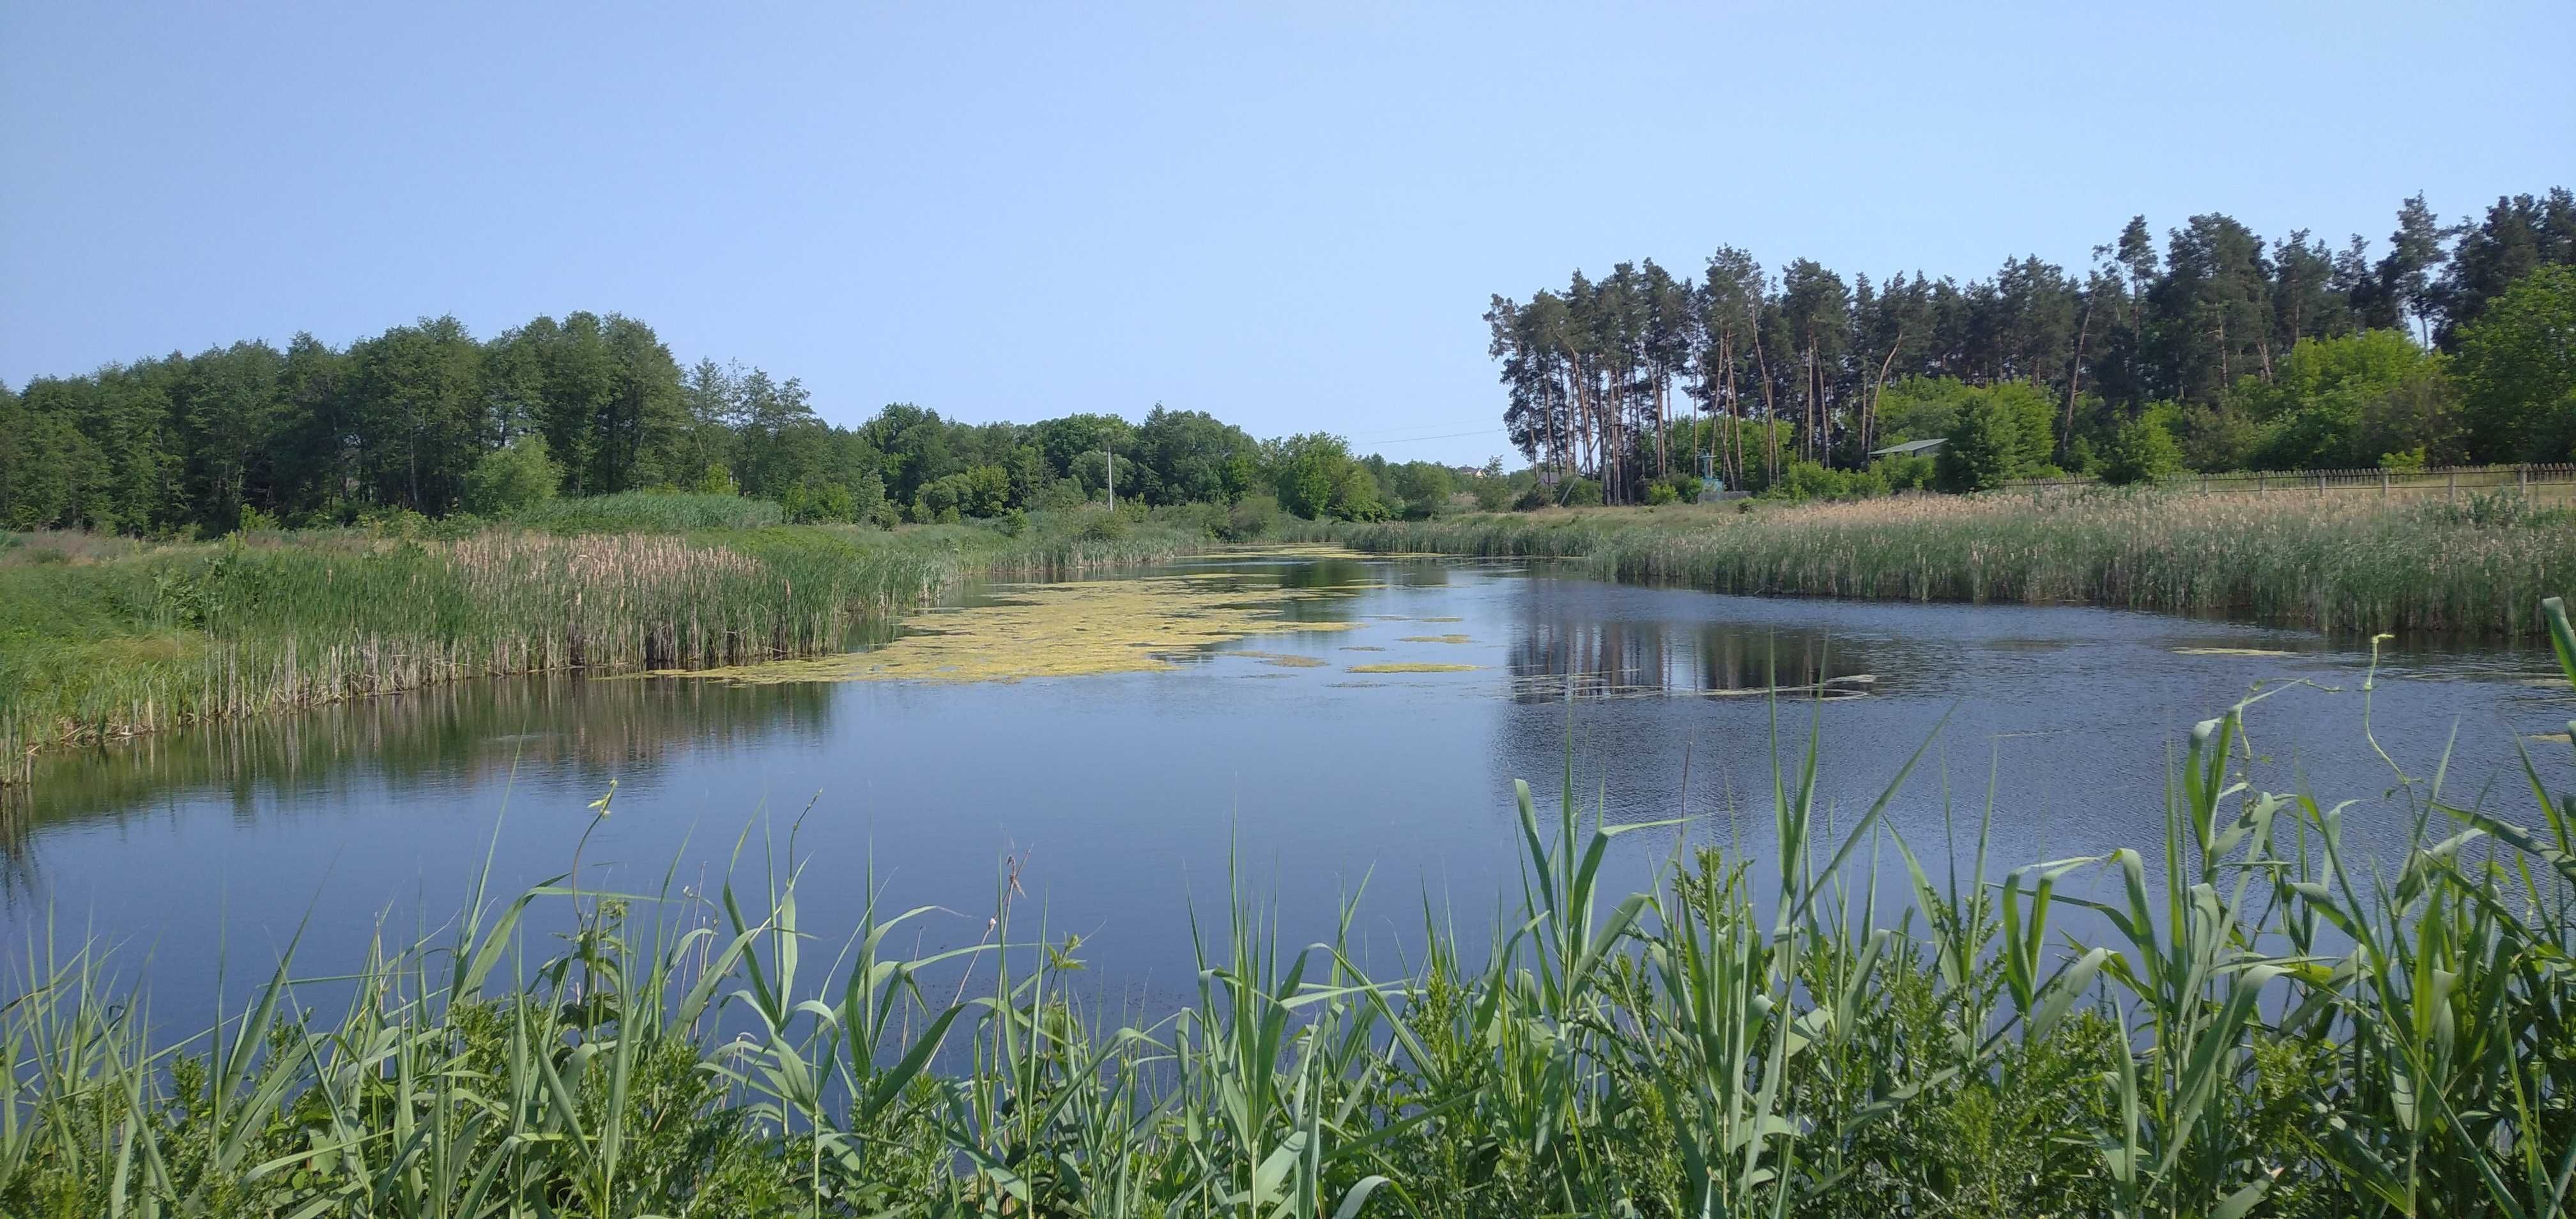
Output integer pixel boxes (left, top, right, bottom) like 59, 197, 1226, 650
1105, 446, 1115, 510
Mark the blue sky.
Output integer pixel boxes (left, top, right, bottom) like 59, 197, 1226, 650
4, 1, 2570, 464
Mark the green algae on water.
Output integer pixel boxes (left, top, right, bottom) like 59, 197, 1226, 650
657, 574, 1358, 684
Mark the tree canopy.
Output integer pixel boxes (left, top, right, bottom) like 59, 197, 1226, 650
1488, 187, 2576, 498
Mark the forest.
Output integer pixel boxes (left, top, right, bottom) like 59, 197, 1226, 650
1487, 187, 2576, 500
0, 315, 1492, 535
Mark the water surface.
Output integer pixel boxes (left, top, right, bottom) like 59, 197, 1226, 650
7, 553, 2568, 1014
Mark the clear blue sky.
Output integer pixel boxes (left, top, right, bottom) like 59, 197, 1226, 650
5, 2, 2570, 464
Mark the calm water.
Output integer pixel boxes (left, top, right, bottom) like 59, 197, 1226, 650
6, 553, 2570, 1015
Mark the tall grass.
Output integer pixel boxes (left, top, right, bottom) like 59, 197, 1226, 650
6, 604, 2573, 1216
1290, 488, 2576, 639
0, 504, 1208, 781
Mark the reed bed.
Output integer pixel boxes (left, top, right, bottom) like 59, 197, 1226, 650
1291, 488, 2576, 639
0, 509, 1206, 782
6, 602, 2573, 1217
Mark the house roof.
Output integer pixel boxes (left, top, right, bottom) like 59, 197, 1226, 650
1869, 438, 1947, 456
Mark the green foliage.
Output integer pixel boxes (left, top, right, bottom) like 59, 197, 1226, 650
1560, 477, 1604, 507
1763, 459, 1889, 502
2457, 264, 2576, 461
1934, 383, 2054, 491
1485, 188, 2574, 494
913, 464, 1012, 520
2099, 414, 2185, 485
1272, 433, 1386, 519
1215, 491, 1280, 540
460, 435, 563, 516
2230, 330, 2462, 469
691, 459, 739, 495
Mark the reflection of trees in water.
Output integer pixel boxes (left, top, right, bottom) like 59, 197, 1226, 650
0, 675, 832, 893
1506, 617, 1878, 703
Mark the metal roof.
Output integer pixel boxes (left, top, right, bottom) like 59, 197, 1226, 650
1869, 438, 1947, 456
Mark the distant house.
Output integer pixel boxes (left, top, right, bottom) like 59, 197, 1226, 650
1450, 464, 1482, 479
1869, 438, 1947, 458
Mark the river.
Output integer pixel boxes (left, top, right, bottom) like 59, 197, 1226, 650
5, 550, 2569, 1015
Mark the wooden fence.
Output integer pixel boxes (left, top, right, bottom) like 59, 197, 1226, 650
2002, 463, 2576, 500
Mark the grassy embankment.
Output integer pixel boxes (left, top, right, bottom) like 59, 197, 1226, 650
4, 603, 2572, 1216
1289, 487, 2576, 638
0, 494, 1208, 781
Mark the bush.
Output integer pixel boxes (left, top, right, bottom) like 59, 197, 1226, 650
1561, 478, 1604, 507
1644, 480, 1680, 506
1216, 492, 1279, 541
2099, 417, 2184, 486
1077, 509, 1130, 541
1764, 460, 1889, 503
1935, 392, 2051, 492
462, 436, 562, 516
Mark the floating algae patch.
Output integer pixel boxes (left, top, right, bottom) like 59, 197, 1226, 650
1419, 616, 1464, 623
2531, 732, 2573, 745
1348, 663, 1481, 674
660, 576, 1358, 684
1340, 645, 1386, 652
1398, 634, 1473, 645
1230, 650, 1330, 668
2173, 647, 2296, 657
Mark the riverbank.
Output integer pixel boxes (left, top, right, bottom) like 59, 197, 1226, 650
1285, 486, 2576, 639
6, 605, 2570, 1216
0, 505, 1206, 782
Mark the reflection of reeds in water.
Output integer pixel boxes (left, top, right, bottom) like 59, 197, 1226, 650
0, 672, 836, 900
1506, 613, 1872, 705
1506, 669, 1876, 702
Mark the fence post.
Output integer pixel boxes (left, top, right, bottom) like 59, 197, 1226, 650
2519, 464, 2529, 494
2257, 472, 2266, 494
2448, 469, 2457, 502
2380, 468, 2389, 496
2317, 472, 2326, 495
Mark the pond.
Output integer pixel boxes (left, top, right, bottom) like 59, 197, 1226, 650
5, 549, 2570, 1015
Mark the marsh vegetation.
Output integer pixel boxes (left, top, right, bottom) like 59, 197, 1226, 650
1293, 487, 2576, 639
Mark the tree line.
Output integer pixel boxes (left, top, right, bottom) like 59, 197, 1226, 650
1487, 187, 2576, 499
0, 312, 1503, 533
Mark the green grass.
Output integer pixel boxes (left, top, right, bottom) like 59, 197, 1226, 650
1287, 487, 2576, 639
6, 602, 2573, 1216
0, 501, 1210, 781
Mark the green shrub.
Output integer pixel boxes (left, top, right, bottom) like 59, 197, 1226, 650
1561, 477, 1604, 507
1216, 491, 1279, 540
2099, 417, 2184, 486
461, 436, 563, 516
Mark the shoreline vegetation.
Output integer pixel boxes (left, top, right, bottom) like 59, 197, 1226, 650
1287, 487, 2576, 640
4, 604, 2572, 1216
11, 480, 2576, 783
0, 500, 1213, 784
